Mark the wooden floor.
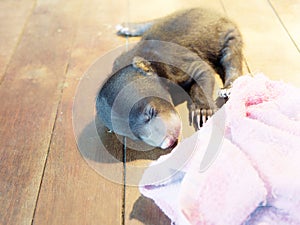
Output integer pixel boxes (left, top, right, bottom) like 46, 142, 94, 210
0, 0, 299, 224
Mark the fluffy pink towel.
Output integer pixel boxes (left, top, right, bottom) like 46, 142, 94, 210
139, 74, 300, 225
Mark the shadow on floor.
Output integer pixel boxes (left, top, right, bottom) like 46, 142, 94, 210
130, 195, 171, 225
76, 117, 173, 164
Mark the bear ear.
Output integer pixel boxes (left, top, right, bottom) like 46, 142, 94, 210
132, 56, 154, 75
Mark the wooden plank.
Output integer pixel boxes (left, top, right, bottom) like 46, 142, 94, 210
123, 1, 226, 224
124, 0, 225, 22
222, 0, 300, 87
0, 0, 36, 82
32, 0, 129, 224
0, 1, 83, 224
269, 0, 300, 51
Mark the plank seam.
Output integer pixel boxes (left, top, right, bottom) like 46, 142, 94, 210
244, 57, 252, 75
0, 0, 38, 86
31, 63, 71, 225
267, 0, 300, 53
122, 137, 127, 225
30, 0, 84, 221
218, 0, 228, 15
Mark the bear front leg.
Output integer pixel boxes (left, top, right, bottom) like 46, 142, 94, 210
185, 61, 217, 130
188, 83, 217, 130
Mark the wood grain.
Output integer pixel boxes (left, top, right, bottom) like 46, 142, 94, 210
0, 0, 299, 224
32, 0, 129, 224
222, 0, 300, 87
0, 0, 36, 82
0, 0, 82, 224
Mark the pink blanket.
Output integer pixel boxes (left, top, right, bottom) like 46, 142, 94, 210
139, 74, 300, 225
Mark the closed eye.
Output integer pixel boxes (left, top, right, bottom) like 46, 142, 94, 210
144, 106, 156, 123
149, 106, 156, 118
